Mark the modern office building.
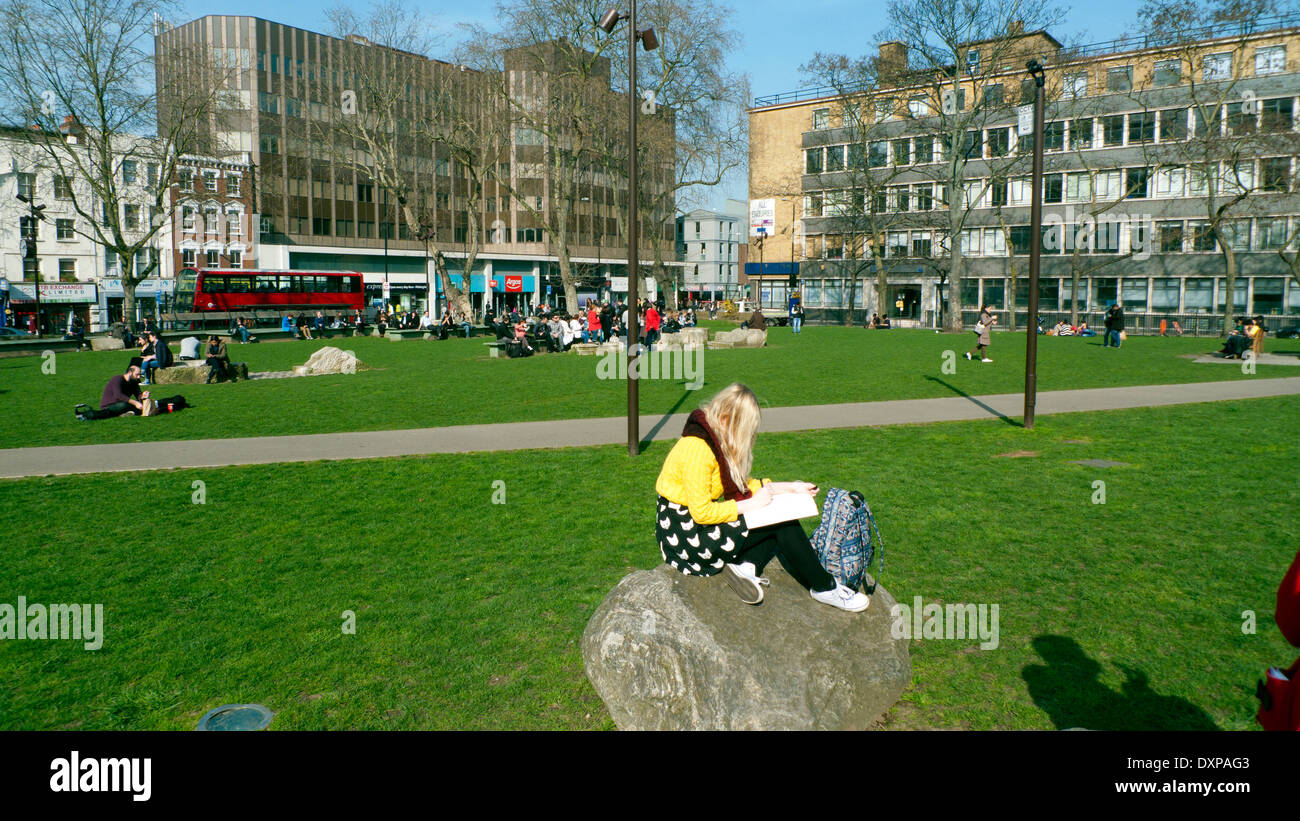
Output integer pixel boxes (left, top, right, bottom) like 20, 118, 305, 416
154, 15, 677, 316
748, 14, 1300, 329
676, 200, 745, 300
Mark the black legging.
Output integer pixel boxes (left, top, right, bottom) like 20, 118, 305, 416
737, 520, 836, 593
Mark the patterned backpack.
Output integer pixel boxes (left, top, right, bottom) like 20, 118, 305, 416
810, 488, 885, 592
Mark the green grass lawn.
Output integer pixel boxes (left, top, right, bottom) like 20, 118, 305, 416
2, 396, 1296, 730
3, 323, 1296, 448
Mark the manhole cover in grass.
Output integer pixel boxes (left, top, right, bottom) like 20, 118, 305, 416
1071, 459, 1130, 469
993, 450, 1038, 458
196, 704, 274, 731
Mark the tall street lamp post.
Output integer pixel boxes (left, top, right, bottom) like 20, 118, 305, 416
599, 5, 658, 457
1023, 59, 1047, 429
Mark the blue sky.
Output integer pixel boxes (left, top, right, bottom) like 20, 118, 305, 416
175, 0, 1149, 207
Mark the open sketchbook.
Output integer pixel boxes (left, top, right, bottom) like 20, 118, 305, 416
743, 492, 820, 530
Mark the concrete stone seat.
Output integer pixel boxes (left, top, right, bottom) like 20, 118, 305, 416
154, 361, 250, 384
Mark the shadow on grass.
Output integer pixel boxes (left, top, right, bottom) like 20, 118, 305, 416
640, 388, 698, 454
923, 376, 1021, 427
1022, 635, 1219, 730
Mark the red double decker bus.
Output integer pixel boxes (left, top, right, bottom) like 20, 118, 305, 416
176, 268, 365, 313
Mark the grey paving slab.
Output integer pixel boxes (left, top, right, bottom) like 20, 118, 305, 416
2, 376, 1298, 479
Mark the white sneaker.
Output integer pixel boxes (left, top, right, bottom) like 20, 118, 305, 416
810, 583, 870, 612
981, 357, 993, 362
722, 561, 769, 605
964, 352, 972, 360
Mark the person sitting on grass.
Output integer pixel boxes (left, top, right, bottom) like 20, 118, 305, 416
654, 383, 870, 612
76, 359, 144, 420
868, 313, 880, 329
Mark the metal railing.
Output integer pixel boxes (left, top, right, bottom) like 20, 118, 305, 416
753, 12, 1300, 108
959, 310, 1298, 337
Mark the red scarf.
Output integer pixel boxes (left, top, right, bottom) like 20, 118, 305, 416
682, 409, 752, 501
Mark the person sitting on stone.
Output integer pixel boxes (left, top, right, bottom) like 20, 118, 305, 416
140, 331, 172, 384
654, 382, 869, 612
77, 359, 145, 420
204, 335, 232, 383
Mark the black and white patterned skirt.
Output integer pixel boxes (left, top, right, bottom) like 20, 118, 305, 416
655, 495, 749, 577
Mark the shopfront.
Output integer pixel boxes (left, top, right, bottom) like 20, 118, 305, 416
99, 278, 175, 330
6, 281, 98, 335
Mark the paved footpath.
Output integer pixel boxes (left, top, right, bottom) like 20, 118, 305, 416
3, 376, 1298, 479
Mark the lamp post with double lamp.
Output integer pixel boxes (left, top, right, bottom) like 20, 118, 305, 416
1023, 59, 1046, 430
598, 5, 658, 457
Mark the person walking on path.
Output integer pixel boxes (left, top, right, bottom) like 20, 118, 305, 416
1103, 304, 1125, 348
965, 305, 997, 362
653, 383, 870, 612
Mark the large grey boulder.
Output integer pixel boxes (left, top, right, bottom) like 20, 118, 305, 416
297, 346, 363, 375
582, 564, 910, 730
712, 328, 767, 348
154, 361, 249, 384
90, 335, 125, 351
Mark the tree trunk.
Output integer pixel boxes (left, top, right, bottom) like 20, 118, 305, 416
872, 249, 888, 323
120, 253, 139, 329
1219, 242, 1237, 338
945, 246, 965, 332
1069, 255, 1082, 327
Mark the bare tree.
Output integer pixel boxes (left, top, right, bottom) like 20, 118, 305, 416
0, 0, 232, 325
320, 1, 505, 319
878, 0, 1065, 330
1133, 0, 1291, 334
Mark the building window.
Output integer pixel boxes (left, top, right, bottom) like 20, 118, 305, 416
805, 148, 823, 174
913, 137, 933, 163
229, 249, 243, 268
1106, 66, 1132, 92
1256, 45, 1286, 76
206, 249, 220, 267
16, 172, 34, 200
1254, 277, 1284, 314
1153, 59, 1181, 86
1066, 171, 1092, 202
812, 108, 830, 130
908, 96, 928, 117
1160, 108, 1187, 141
1203, 52, 1231, 81
227, 175, 240, 196
53, 175, 72, 199
826, 144, 846, 171
1261, 157, 1291, 192
182, 248, 196, 266
1151, 278, 1180, 310
1125, 167, 1150, 199
914, 183, 933, 211
227, 210, 242, 235
202, 170, 217, 192
1043, 121, 1064, 151
982, 83, 1004, 108
1191, 222, 1216, 251
1102, 114, 1124, 146
179, 169, 194, 191
1259, 217, 1290, 249
122, 160, 137, 184
874, 98, 894, 120
1185, 278, 1212, 312
59, 259, 76, 280
1070, 118, 1093, 149
1226, 102, 1256, 136
204, 207, 218, 234
56, 218, 74, 240
1065, 72, 1087, 98
1043, 173, 1063, 204
1128, 111, 1155, 143
1009, 225, 1032, 255
1261, 97, 1294, 132
1121, 278, 1148, 311
868, 141, 888, 168
1158, 221, 1183, 252
966, 49, 980, 74
182, 206, 195, 231
123, 204, 139, 230
1093, 278, 1118, 306
147, 163, 159, 186
1154, 166, 1184, 197
986, 127, 1009, 157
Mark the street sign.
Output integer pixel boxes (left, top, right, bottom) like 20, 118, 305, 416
1017, 104, 1034, 136
749, 198, 775, 237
